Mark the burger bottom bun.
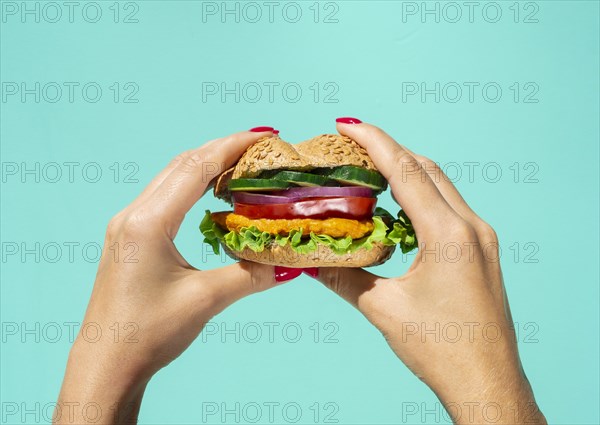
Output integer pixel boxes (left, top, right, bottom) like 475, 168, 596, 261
221, 241, 396, 268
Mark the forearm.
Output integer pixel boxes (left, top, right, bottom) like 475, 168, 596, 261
54, 341, 148, 425
437, 375, 546, 424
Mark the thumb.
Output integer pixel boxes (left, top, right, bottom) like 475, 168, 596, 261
310, 267, 382, 310
198, 261, 279, 309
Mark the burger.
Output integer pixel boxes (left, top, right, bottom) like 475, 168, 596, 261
200, 134, 417, 267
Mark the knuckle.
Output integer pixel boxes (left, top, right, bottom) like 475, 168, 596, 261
222, 135, 237, 145
181, 150, 212, 170
171, 150, 192, 166
321, 269, 346, 296
182, 153, 203, 169
392, 147, 416, 166
415, 155, 438, 173
105, 216, 122, 240
119, 212, 151, 239
476, 221, 499, 245
412, 151, 440, 168
412, 153, 430, 166
243, 262, 264, 293
412, 154, 442, 181
448, 218, 479, 242
249, 268, 263, 293
391, 149, 427, 184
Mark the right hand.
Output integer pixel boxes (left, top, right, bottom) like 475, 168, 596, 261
312, 120, 546, 425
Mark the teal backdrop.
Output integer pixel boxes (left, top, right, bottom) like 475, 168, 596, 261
1, 1, 599, 424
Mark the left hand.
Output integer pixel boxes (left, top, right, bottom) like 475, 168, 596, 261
55, 129, 281, 424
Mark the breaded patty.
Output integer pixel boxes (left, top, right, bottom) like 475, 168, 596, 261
211, 212, 373, 239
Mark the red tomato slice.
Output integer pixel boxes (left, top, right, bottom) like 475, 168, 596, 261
233, 197, 377, 220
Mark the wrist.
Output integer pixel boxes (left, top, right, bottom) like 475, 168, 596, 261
434, 375, 545, 424
55, 339, 149, 424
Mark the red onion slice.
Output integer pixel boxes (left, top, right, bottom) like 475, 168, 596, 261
272, 186, 373, 199
232, 192, 291, 205
232, 186, 374, 205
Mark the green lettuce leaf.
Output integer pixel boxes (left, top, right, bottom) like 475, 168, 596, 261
390, 210, 417, 253
199, 209, 418, 257
373, 206, 395, 221
200, 210, 227, 255
310, 233, 353, 255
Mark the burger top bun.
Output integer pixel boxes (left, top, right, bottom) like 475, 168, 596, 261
215, 134, 378, 202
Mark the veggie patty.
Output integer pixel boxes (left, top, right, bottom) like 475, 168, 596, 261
211, 212, 374, 239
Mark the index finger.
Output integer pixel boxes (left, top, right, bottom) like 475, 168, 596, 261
336, 121, 456, 232
143, 129, 273, 231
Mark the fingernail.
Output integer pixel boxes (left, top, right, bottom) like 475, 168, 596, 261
273, 129, 280, 135
336, 117, 362, 124
249, 126, 274, 132
302, 268, 319, 278
275, 266, 302, 283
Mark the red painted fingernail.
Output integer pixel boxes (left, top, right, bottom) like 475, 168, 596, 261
273, 129, 280, 135
249, 126, 274, 132
302, 268, 319, 278
336, 117, 362, 124
275, 266, 302, 283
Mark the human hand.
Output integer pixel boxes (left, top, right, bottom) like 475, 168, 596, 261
313, 119, 546, 424
55, 128, 289, 424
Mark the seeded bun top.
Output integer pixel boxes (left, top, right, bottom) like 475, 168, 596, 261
215, 134, 377, 202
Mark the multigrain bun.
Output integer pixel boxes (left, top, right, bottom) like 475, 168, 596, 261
215, 134, 377, 203
222, 241, 396, 268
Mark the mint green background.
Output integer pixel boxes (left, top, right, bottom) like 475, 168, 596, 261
1, 1, 598, 424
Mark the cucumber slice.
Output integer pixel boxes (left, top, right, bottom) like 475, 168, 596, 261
320, 166, 388, 190
272, 171, 336, 187
229, 178, 291, 192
